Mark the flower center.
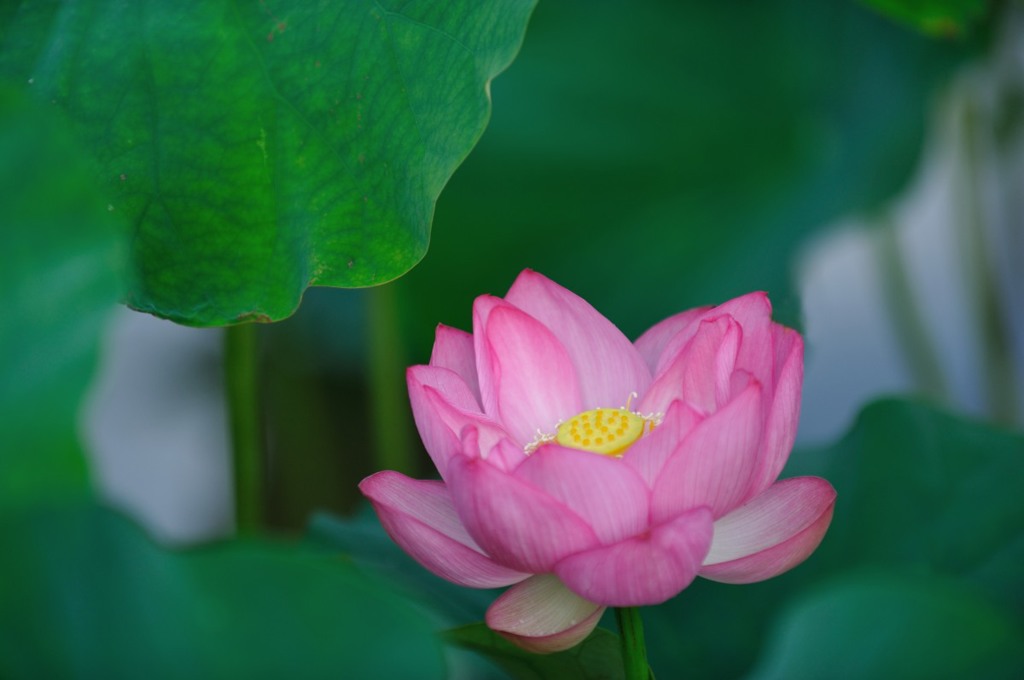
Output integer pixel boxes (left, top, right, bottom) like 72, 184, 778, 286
555, 407, 647, 457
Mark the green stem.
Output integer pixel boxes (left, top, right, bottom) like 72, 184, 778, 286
616, 607, 651, 680
367, 283, 415, 474
225, 322, 263, 534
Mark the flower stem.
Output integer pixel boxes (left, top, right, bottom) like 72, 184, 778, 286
616, 607, 651, 680
366, 283, 415, 474
225, 322, 263, 534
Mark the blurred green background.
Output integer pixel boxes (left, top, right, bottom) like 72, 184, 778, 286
3, 0, 1023, 678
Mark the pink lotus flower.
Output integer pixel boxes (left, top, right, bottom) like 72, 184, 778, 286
360, 270, 835, 653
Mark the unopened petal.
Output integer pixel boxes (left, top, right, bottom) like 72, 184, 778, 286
482, 304, 583, 445
701, 477, 836, 584
429, 324, 481, 406
634, 306, 711, 372
486, 574, 605, 654
639, 316, 741, 416
652, 292, 772, 382
506, 269, 652, 407
554, 507, 714, 607
360, 472, 529, 588
447, 454, 599, 573
651, 383, 764, 522
715, 291, 775, 393
514, 444, 650, 544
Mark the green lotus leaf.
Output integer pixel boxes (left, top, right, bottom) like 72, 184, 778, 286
0, 87, 122, 508
0, 503, 446, 678
0, 0, 535, 325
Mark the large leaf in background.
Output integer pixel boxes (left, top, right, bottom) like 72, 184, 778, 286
795, 399, 1024, 609
308, 508, 498, 624
0, 0, 536, 326
0, 88, 121, 508
309, 511, 626, 679
748, 571, 1024, 679
0, 503, 445, 679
